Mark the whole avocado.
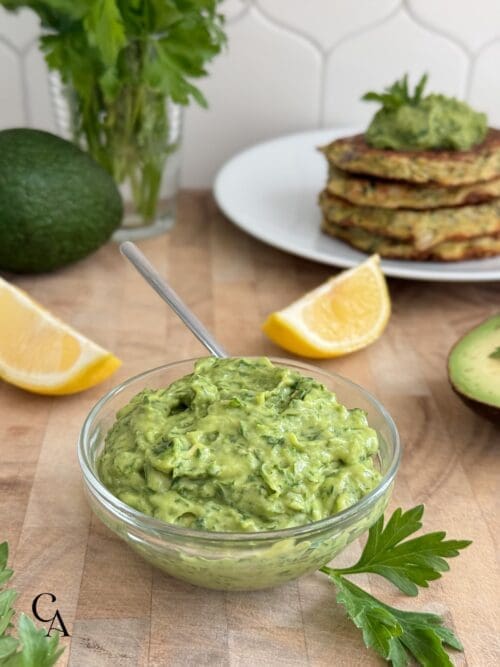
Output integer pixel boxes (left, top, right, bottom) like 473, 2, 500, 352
0, 128, 122, 273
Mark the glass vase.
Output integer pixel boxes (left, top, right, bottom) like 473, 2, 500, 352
48, 71, 183, 241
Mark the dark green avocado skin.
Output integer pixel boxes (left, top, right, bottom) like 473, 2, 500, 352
450, 386, 500, 425
0, 128, 122, 273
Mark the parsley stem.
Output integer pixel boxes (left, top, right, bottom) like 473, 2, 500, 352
84, 101, 167, 223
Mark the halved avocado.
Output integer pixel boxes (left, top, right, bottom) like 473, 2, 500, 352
448, 314, 500, 421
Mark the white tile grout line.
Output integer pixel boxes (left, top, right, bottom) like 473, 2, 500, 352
253, 0, 404, 129
403, 0, 471, 102
20, 36, 40, 127
319, 2, 403, 126
465, 36, 500, 102
0, 32, 21, 54
403, 0, 471, 57
225, 0, 251, 25
0, 34, 31, 126
253, 0, 323, 56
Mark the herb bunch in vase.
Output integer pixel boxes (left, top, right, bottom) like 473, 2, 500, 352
1, 0, 226, 239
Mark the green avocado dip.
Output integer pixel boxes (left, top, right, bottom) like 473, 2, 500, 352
363, 74, 487, 151
97, 358, 381, 533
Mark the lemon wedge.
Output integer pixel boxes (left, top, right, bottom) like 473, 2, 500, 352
262, 255, 390, 358
0, 276, 121, 395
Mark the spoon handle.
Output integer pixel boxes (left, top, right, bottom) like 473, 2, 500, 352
120, 241, 228, 359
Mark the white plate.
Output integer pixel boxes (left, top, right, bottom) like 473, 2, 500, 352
214, 128, 500, 282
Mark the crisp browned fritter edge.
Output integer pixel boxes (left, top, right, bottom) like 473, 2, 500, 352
321, 218, 500, 261
321, 128, 500, 163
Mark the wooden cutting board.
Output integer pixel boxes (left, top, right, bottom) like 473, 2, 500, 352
1, 192, 498, 666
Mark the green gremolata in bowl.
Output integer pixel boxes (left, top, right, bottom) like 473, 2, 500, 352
78, 357, 400, 591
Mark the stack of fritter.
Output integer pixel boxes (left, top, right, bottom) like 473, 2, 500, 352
319, 129, 500, 261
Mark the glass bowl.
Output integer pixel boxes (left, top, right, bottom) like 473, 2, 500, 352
78, 358, 400, 591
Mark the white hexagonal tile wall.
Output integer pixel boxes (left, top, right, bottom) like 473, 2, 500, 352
408, 0, 500, 53
182, 7, 322, 187
1, 1, 499, 186
221, 0, 249, 22
0, 7, 40, 51
256, 0, 401, 52
469, 41, 500, 127
323, 9, 468, 128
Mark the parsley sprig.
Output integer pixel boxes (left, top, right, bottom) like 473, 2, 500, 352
363, 74, 428, 110
0, 542, 63, 666
321, 505, 471, 666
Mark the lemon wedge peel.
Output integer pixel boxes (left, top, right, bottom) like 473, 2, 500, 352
0, 277, 121, 395
262, 255, 391, 359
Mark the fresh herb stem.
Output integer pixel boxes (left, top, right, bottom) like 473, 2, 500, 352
71, 36, 172, 222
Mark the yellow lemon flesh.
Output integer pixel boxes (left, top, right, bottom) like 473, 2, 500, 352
262, 255, 390, 358
0, 276, 121, 395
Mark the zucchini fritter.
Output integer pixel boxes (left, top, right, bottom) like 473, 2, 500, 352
320, 129, 500, 185
327, 167, 500, 209
322, 218, 500, 261
319, 191, 500, 251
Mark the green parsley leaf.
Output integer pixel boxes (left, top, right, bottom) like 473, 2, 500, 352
324, 572, 463, 667
0, 590, 17, 636
0, 543, 13, 587
7, 614, 64, 667
363, 73, 429, 110
0, 636, 19, 661
83, 0, 126, 68
0, 542, 64, 667
413, 73, 428, 104
333, 505, 471, 596
489, 347, 500, 359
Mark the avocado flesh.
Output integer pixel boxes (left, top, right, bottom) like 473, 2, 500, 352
448, 314, 500, 411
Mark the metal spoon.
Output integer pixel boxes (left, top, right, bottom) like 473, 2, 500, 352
120, 241, 228, 359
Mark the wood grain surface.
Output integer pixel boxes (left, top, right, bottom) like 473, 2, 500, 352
1, 191, 499, 666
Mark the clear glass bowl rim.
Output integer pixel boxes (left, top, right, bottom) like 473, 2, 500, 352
78, 356, 401, 543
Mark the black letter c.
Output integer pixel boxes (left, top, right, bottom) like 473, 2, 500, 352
32, 592, 57, 622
